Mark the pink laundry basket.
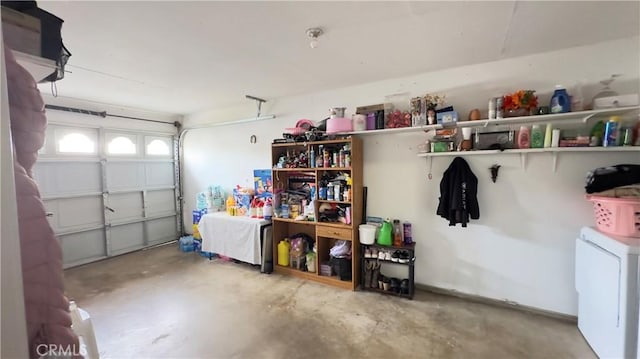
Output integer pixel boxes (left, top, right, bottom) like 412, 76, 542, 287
587, 195, 640, 238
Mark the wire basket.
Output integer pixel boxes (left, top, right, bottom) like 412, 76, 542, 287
587, 195, 640, 238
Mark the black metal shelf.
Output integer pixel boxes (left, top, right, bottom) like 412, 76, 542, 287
365, 242, 416, 251
363, 256, 415, 266
361, 286, 413, 299
360, 243, 416, 300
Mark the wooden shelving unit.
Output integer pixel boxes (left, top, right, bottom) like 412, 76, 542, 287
272, 218, 316, 225
271, 136, 363, 290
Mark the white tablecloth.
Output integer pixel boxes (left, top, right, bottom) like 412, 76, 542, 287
198, 212, 271, 265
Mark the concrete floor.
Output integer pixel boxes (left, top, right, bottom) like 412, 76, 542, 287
64, 244, 595, 358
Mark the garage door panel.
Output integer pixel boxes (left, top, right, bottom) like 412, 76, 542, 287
145, 163, 174, 187
38, 122, 178, 267
110, 223, 144, 255
146, 189, 175, 217
46, 196, 103, 232
60, 229, 106, 265
33, 162, 101, 197
108, 193, 143, 223
106, 163, 144, 190
147, 217, 177, 244
43, 200, 56, 229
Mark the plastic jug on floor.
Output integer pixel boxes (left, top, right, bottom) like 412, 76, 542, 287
69, 301, 99, 359
277, 238, 290, 266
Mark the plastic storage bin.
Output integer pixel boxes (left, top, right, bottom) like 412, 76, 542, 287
319, 262, 332, 276
326, 117, 352, 134
587, 196, 640, 237
359, 224, 376, 245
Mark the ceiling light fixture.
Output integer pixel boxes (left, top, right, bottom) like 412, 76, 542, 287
306, 27, 323, 49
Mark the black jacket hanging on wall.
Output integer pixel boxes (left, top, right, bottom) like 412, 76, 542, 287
436, 157, 480, 227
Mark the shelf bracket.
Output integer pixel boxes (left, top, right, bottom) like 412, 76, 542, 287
520, 153, 527, 171
427, 156, 433, 180
552, 152, 558, 173
581, 113, 597, 123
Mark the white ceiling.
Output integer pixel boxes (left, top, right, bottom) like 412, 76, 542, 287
37, 1, 639, 115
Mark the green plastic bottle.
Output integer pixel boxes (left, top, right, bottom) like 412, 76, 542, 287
531, 125, 544, 148
590, 121, 605, 146
377, 218, 393, 246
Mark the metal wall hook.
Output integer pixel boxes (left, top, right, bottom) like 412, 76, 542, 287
489, 164, 501, 183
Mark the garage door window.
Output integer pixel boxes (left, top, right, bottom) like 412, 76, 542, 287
145, 137, 171, 156
57, 132, 96, 154
107, 135, 137, 155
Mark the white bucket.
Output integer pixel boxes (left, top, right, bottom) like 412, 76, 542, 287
359, 224, 377, 245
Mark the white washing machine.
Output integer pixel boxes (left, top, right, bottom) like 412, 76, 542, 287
576, 226, 640, 358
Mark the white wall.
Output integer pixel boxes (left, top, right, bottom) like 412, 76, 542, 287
183, 37, 640, 315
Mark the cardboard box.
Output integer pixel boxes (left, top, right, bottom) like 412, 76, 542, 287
1, 7, 41, 56
232, 188, 253, 217
431, 141, 454, 152
254, 169, 273, 198
437, 111, 458, 125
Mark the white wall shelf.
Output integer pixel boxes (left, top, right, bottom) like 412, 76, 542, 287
12, 50, 57, 83
419, 146, 640, 173
455, 106, 640, 128
340, 123, 442, 135
418, 146, 640, 157
342, 106, 639, 136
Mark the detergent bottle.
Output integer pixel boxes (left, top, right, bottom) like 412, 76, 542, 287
377, 218, 393, 246
550, 85, 570, 113
226, 195, 236, 216
277, 238, 290, 266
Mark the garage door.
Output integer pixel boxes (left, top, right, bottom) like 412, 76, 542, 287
33, 122, 180, 268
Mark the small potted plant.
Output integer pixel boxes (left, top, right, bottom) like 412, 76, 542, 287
503, 90, 538, 117
424, 93, 446, 125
